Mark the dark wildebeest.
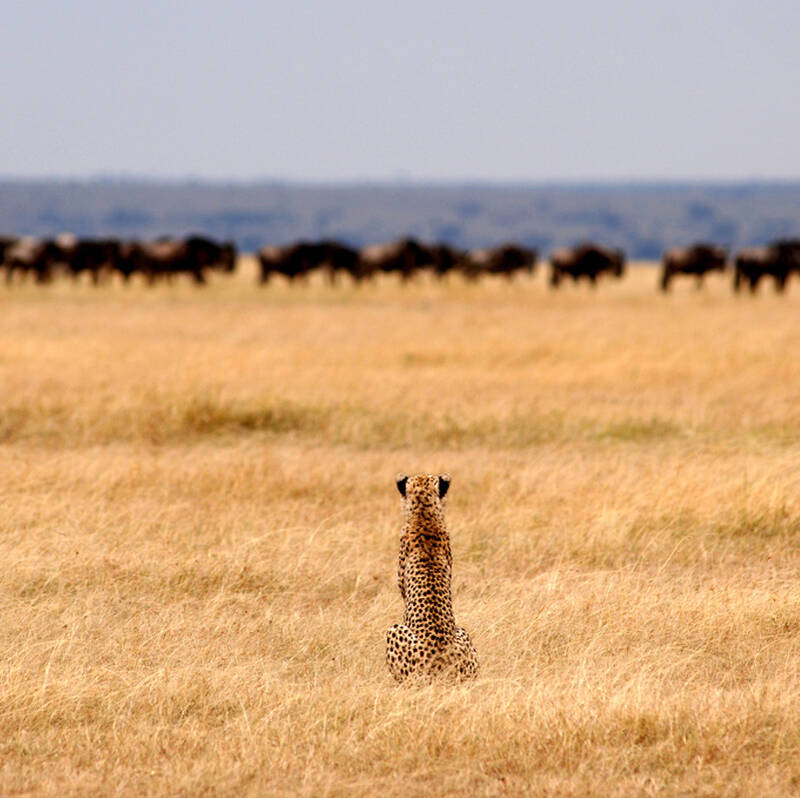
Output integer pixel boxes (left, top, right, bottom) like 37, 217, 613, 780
3, 237, 62, 283
122, 236, 235, 284
257, 241, 329, 283
184, 235, 237, 275
733, 240, 800, 293
359, 237, 436, 282
55, 237, 124, 284
550, 243, 626, 287
775, 239, 800, 278
460, 244, 537, 280
114, 241, 140, 282
660, 243, 727, 292
317, 240, 362, 283
430, 244, 467, 280
258, 239, 360, 284
0, 235, 18, 280
0, 235, 17, 262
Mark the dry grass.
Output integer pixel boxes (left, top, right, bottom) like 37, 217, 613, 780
2, 261, 800, 796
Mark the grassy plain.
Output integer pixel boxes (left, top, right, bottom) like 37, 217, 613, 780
2, 261, 800, 796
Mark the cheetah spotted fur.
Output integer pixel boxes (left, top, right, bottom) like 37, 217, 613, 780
385, 473, 479, 682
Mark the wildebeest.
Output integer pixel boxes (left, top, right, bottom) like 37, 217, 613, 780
317, 240, 362, 283
257, 244, 290, 283
257, 239, 361, 284
3, 237, 62, 283
257, 241, 326, 283
121, 240, 187, 283
0, 235, 18, 275
733, 240, 800, 293
550, 243, 626, 287
122, 236, 236, 284
359, 237, 436, 281
459, 244, 537, 280
775, 239, 800, 274
54, 236, 124, 284
660, 243, 727, 292
184, 235, 237, 274
430, 244, 467, 280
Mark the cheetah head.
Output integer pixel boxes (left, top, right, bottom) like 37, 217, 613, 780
396, 473, 450, 508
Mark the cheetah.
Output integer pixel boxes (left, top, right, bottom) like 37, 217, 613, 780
386, 473, 479, 682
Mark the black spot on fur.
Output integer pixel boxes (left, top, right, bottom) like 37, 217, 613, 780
385, 473, 478, 683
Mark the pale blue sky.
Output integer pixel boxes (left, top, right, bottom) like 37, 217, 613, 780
2, 0, 798, 181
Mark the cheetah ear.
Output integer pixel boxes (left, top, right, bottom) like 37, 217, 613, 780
438, 474, 451, 498
396, 474, 408, 497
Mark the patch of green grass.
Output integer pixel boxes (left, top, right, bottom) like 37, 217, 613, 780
591, 418, 683, 442
172, 397, 330, 437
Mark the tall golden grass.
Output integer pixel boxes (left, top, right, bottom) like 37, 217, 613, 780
2, 261, 800, 796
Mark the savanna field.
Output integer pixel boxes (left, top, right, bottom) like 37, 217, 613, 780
2, 260, 800, 797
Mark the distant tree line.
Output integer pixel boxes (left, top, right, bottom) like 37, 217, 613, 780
1, 180, 799, 258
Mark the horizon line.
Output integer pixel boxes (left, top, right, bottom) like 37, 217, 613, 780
2, 174, 800, 189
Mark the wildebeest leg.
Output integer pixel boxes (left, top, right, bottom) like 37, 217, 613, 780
192, 269, 207, 285
660, 268, 671, 292
695, 275, 703, 290
549, 268, 561, 288
588, 273, 597, 288
749, 275, 759, 294
775, 274, 787, 293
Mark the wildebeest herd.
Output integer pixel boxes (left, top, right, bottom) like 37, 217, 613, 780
256, 238, 541, 283
661, 240, 800, 293
1, 233, 799, 292
0, 234, 236, 285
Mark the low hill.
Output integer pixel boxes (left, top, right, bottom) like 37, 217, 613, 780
1, 179, 799, 256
